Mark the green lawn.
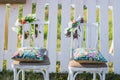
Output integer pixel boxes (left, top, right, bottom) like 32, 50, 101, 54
0, 70, 120, 80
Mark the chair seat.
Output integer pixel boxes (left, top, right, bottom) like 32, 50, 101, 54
12, 55, 50, 66
12, 55, 50, 80
69, 59, 107, 68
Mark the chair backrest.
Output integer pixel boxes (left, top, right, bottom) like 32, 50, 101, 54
21, 22, 43, 48
70, 23, 99, 58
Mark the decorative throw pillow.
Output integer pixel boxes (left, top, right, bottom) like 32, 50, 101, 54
12, 47, 47, 62
73, 48, 107, 63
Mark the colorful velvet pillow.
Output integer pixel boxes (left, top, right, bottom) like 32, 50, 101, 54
73, 48, 107, 63
12, 47, 47, 62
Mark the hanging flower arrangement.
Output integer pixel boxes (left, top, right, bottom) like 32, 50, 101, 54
12, 14, 37, 34
64, 16, 84, 39
12, 14, 40, 39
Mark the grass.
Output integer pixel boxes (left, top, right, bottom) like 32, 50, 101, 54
0, 70, 120, 80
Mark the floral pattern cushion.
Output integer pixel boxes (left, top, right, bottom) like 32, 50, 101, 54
73, 48, 107, 63
12, 47, 47, 62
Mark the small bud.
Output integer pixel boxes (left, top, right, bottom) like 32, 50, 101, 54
81, 18, 84, 23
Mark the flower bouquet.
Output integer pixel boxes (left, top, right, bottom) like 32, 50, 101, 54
64, 16, 84, 39
12, 14, 39, 39
13, 14, 36, 34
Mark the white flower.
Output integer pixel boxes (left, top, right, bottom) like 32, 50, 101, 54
15, 19, 22, 27
12, 27, 19, 33
64, 27, 69, 34
68, 21, 72, 28
76, 15, 81, 21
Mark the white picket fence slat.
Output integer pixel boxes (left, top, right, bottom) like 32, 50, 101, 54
113, 0, 120, 74
7, 5, 19, 70
35, 0, 45, 48
99, 0, 109, 61
0, 5, 6, 71
60, 0, 71, 72
87, 0, 96, 48
47, 0, 58, 72
0, 5, 6, 51
74, 0, 84, 48
74, 0, 84, 18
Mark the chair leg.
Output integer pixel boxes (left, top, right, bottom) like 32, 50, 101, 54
69, 69, 74, 80
14, 68, 18, 80
98, 71, 106, 80
102, 72, 106, 80
93, 72, 96, 80
46, 69, 49, 80
22, 70, 25, 80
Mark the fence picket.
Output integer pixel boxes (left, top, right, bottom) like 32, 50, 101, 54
0, 53, 3, 71
0, 5, 6, 71
47, 0, 58, 72
60, 0, 71, 72
7, 5, 19, 70
99, 0, 109, 61
74, 0, 84, 48
113, 0, 120, 74
0, 5, 5, 51
74, 0, 84, 18
22, 0, 33, 47
35, 0, 45, 48
87, 0, 96, 48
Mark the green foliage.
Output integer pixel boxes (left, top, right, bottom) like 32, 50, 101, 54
32, 3, 36, 14
18, 5, 23, 18
58, 4, 62, 9
45, 6, 49, 21
109, 21, 113, 40
57, 7, 61, 40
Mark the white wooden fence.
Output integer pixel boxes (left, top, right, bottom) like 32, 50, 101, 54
0, 0, 120, 74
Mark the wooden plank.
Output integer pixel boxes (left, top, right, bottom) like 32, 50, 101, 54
34, 0, 45, 48
60, 0, 71, 72
7, 4, 19, 70
47, 0, 58, 72
0, 53, 3, 71
8, 5, 18, 50
113, 0, 120, 74
0, 4, 6, 71
99, 0, 109, 61
74, 0, 84, 18
0, 5, 6, 50
4, 51, 14, 70
87, 0, 96, 48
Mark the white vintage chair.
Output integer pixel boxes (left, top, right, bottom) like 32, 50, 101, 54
12, 22, 50, 80
68, 23, 107, 80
